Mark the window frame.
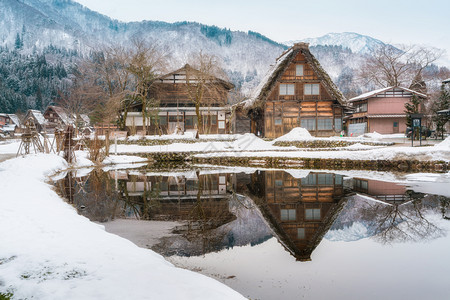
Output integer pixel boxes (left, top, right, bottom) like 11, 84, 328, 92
304, 83, 320, 95
296, 65, 304, 76
279, 83, 295, 96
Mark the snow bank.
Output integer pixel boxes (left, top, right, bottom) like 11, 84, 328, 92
434, 136, 450, 149
359, 131, 383, 140
231, 133, 273, 150
0, 154, 244, 299
272, 127, 312, 142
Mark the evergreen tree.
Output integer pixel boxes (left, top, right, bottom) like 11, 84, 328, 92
14, 33, 23, 50
431, 85, 450, 139
405, 94, 422, 127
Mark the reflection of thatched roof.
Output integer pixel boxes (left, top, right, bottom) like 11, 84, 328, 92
157, 64, 235, 90
240, 43, 346, 109
257, 197, 348, 261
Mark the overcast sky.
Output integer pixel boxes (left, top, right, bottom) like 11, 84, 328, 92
74, 0, 450, 61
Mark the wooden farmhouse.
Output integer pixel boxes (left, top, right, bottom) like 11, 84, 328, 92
347, 86, 427, 135
43, 105, 73, 132
237, 43, 347, 138
23, 109, 47, 132
126, 64, 235, 135
0, 113, 21, 135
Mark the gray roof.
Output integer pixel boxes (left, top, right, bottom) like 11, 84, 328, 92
348, 86, 427, 102
7, 114, 21, 126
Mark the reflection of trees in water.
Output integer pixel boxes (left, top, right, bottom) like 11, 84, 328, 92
60, 169, 125, 222
440, 196, 450, 220
359, 194, 447, 244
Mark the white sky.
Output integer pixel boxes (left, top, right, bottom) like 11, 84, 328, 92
74, 0, 450, 62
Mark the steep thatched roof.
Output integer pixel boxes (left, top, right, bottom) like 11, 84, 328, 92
240, 43, 346, 109
256, 197, 348, 261
46, 106, 73, 125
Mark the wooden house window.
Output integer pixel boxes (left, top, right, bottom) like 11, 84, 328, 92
304, 84, 320, 95
335, 175, 343, 185
274, 118, 282, 125
279, 84, 295, 95
317, 174, 333, 185
334, 118, 342, 131
296, 65, 304, 76
159, 116, 167, 126
205, 115, 217, 125
281, 209, 296, 221
355, 102, 367, 112
169, 115, 183, 123
301, 118, 316, 131
318, 118, 333, 130
297, 228, 305, 239
305, 208, 321, 220
301, 174, 316, 185
185, 116, 198, 126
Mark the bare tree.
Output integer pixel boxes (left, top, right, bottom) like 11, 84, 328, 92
57, 65, 103, 129
359, 44, 443, 88
359, 198, 445, 244
127, 38, 166, 134
185, 51, 229, 134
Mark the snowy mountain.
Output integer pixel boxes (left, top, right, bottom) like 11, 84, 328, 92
1, 0, 446, 107
1, 0, 287, 94
285, 32, 386, 55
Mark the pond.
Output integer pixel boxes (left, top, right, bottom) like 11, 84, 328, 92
54, 166, 450, 300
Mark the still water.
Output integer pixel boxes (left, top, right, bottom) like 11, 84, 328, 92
55, 167, 450, 300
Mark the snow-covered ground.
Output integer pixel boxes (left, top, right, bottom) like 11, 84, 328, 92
109, 131, 450, 162
0, 154, 244, 299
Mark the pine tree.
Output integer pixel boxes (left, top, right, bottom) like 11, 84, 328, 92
431, 85, 450, 139
14, 33, 23, 50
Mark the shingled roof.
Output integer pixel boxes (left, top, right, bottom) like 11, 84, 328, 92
158, 64, 235, 90
241, 43, 346, 109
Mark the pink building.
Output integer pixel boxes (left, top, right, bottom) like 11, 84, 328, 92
347, 86, 426, 135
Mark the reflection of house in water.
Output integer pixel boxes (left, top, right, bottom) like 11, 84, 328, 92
353, 178, 409, 204
119, 172, 236, 229
247, 171, 348, 261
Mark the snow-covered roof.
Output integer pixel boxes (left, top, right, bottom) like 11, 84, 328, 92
367, 114, 407, 118
443, 78, 450, 84
238, 43, 346, 110
46, 106, 73, 125
7, 114, 21, 126
26, 110, 47, 125
80, 114, 90, 125
348, 86, 427, 102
